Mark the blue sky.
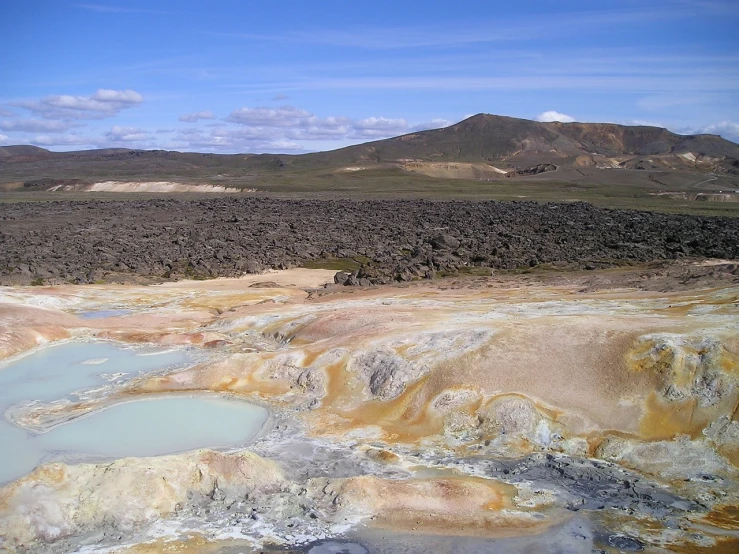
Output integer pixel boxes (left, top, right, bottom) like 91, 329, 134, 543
1, 0, 738, 153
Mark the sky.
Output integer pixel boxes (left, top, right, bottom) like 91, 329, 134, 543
1, 0, 738, 153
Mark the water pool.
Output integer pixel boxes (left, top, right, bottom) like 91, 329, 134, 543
77, 309, 133, 319
0, 342, 268, 484
0, 342, 192, 404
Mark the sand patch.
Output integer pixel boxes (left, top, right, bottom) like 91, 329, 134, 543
48, 181, 247, 193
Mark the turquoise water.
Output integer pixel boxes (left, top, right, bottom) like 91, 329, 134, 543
77, 309, 133, 319
0, 342, 191, 403
0, 342, 268, 484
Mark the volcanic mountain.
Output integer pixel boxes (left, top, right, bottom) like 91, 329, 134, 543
302, 114, 739, 174
1, 114, 738, 189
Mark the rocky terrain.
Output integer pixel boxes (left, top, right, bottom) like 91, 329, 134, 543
1, 198, 739, 286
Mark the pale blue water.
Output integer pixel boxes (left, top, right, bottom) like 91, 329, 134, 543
0, 342, 268, 484
0, 342, 191, 403
77, 309, 133, 319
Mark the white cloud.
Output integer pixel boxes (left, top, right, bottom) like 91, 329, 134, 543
290, 124, 351, 140
31, 134, 94, 147
0, 119, 77, 132
0, 108, 16, 117
692, 120, 739, 142
178, 110, 215, 122
226, 106, 313, 127
352, 117, 409, 138
267, 139, 303, 151
0, 133, 12, 145
170, 105, 457, 152
622, 119, 665, 128
225, 105, 436, 142
411, 118, 453, 131
92, 89, 142, 103
172, 126, 295, 152
535, 110, 576, 123
659, 120, 739, 142
105, 126, 151, 142
14, 89, 143, 120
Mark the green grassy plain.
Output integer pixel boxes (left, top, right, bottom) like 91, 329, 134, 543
3, 168, 738, 217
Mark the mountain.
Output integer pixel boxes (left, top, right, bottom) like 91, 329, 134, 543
300, 114, 739, 173
1, 114, 738, 187
0, 144, 60, 160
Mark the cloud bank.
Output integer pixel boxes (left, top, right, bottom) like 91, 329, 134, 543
4, 90, 734, 152
0, 97, 450, 152
31, 134, 95, 147
105, 126, 152, 142
179, 111, 215, 122
13, 89, 143, 121
0, 119, 78, 133
166, 105, 452, 152
693, 120, 739, 141
535, 110, 576, 123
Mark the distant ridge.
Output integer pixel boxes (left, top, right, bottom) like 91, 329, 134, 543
301, 114, 739, 172
0, 145, 60, 160
1, 114, 738, 182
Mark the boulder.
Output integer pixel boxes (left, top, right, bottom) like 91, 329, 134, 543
429, 234, 460, 250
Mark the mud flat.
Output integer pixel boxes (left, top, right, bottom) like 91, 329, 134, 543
0, 265, 738, 553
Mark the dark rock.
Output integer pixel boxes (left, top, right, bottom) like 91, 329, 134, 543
237, 259, 262, 274
1, 198, 738, 287
512, 163, 557, 176
334, 271, 351, 285
429, 234, 461, 250
607, 535, 644, 551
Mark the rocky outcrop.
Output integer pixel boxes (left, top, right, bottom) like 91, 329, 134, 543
0, 450, 286, 550
349, 348, 430, 400
509, 162, 557, 176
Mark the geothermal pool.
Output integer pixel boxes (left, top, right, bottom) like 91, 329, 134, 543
0, 342, 269, 484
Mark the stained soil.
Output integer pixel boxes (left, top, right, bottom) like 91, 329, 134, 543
1, 197, 738, 286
